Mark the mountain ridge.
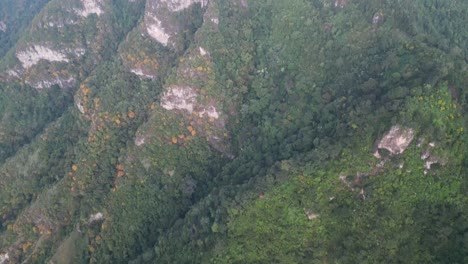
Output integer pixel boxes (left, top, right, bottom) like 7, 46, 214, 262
0, 0, 467, 263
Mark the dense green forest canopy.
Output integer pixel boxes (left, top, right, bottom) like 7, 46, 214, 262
0, 0, 466, 263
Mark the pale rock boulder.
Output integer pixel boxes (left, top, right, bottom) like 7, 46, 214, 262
377, 125, 414, 155
0, 253, 8, 264
199, 46, 208, 56
334, 0, 349, 8
134, 135, 146, 146
131, 68, 155, 79
88, 212, 104, 223
75, 0, 104, 17
0, 21, 6, 32
75, 97, 85, 114
198, 106, 219, 119
424, 156, 440, 170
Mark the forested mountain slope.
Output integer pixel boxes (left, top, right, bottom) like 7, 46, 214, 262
0, 0, 467, 263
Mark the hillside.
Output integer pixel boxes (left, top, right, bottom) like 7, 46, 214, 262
0, 0, 467, 263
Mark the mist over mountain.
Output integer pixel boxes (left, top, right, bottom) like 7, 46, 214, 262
0, 0, 467, 263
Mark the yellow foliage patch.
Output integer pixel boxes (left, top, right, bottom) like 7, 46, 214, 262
72, 165, 78, 171
22, 241, 33, 252
128, 111, 136, 118
172, 137, 178, 144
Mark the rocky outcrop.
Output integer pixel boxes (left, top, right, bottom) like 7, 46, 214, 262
144, 0, 207, 46
17, 45, 67, 69
16, 45, 85, 69
0, 21, 6, 32
334, 0, 349, 8
377, 125, 414, 155
304, 209, 319, 220
75, 0, 104, 17
161, 86, 198, 113
160, 85, 221, 120
28, 76, 76, 89
160, 0, 208, 12
88, 212, 104, 224
419, 142, 446, 174
130, 68, 156, 79
146, 16, 171, 45
0, 253, 8, 264
372, 11, 384, 25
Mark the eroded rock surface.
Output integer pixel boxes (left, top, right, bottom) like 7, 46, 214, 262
146, 16, 171, 45
17, 45, 68, 69
0, 21, 6, 32
304, 209, 319, 220
145, 0, 207, 46
75, 0, 104, 17
88, 212, 104, 223
334, 0, 349, 8
377, 125, 414, 155
161, 0, 208, 12
16, 45, 85, 69
131, 68, 155, 79
0, 253, 8, 264
28, 76, 76, 89
161, 86, 198, 113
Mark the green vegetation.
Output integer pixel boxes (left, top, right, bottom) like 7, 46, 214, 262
0, 0, 466, 263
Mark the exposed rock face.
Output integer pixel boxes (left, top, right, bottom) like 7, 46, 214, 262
131, 68, 155, 79
76, 99, 85, 114
161, 85, 222, 121
372, 11, 384, 25
144, 0, 207, 46
75, 0, 104, 17
161, 0, 208, 12
305, 210, 319, 220
377, 125, 414, 155
146, 16, 171, 45
16, 45, 85, 69
0, 253, 8, 264
0, 21, 6, 32
199, 46, 208, 56
88, 212, 104, 223
424, 156, 440, 170
161, 86, 198, 113
17, 45, 68, 69
134, 135, 146, 146
7, 69, 20, 78
199, 106, 219, 119
420, 143, 445, 173
28, 76, 76, 89
334, 0, 349, 8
